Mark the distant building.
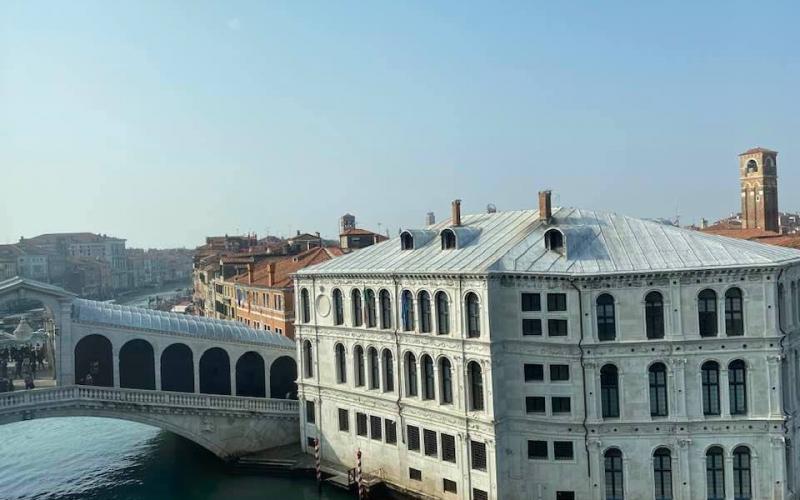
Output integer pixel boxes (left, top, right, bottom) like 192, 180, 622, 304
222, 246, 343, 338
338, 213, 388, 250
0, 244, 49, 282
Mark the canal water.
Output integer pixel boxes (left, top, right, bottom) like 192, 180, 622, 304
0, 418, 352, 499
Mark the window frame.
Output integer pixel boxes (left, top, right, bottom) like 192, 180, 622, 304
645, 291, 665, 339
596, 293, 616, 341
649, 362, 669, 417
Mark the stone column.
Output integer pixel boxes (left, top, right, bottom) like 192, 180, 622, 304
264, 356, 272, 398
587, 438, 603, 500
724, 454, 736, 499
454, 356, 464, 411
669, 279, 683, 340
154, 346, 162, 391
229, 351, 237, 396
771, 436, 787, 500
584, 361, 599, 421
669, 358, 687, 418
720, 368, 730, 418
768, 355, 783, 417
112, 347, 120, 388
193, 352, 201, 394
677, 438, 692, 500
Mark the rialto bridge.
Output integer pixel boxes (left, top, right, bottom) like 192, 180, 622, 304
0, 277, 300, 459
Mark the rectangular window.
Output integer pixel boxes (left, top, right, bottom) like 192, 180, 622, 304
306, 401, 315, 423
548, 319, 568, 337
370, 416, 382, 441
522, 318, 542, 336
356, 413, 368, 437
385, 419, 397, 445
423, 429, 438, 457
441, 434, 456, 463
547, 293, 567, 311
553, 441, 574, 460
443, 479, 457, 494
407, 425, 420, 452
528, 440, 548, 459
338, 408, 349, 432
522, 293, 541, 311
550, 364, 570, 381
473, 489, 489, 500
552, 397, 571, 414
556, 493, 576, 500
526, 396, 546, 413
524, 363, 544, 382
471, 440, 487, 471
409, 468, 422, 481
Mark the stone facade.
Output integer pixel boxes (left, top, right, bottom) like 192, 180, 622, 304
295, 202, 800, 500
740, 147, 779, 232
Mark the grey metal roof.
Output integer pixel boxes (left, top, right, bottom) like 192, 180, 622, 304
0, 276, 76, 298
298, 207, 800, 277
71, 299, 295, 349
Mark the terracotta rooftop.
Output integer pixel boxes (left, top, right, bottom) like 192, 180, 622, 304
341, 228, 389, 238
233, 246, 344, 288
739, 147, 778, 156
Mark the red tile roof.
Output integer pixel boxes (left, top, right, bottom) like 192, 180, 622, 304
739, 147, 778, 156
233, 247, 344, 288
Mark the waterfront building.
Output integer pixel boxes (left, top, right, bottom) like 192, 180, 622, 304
295, 192, 800, 500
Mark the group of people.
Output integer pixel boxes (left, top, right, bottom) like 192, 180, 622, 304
0, 346, 43, 393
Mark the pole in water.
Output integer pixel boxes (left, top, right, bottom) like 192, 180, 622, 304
315, 437, 322, 495
356, 448, 363, 499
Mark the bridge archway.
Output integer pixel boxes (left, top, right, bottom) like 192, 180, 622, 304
199, 348, 230, 395
161, 343, 194, 393
119, 339, 155, 390
270, 356, 297, 399
74, 334, 113, 387
236, 351, 266, 398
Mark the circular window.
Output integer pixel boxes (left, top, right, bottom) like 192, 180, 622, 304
316, 295, 331, 317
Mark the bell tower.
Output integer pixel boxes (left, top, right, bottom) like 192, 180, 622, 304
739, 147, 779, 232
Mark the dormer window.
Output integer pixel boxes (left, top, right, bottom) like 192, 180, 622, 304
400, 231, 414, 250
441, 229, 456, 250
746, 159, 758, 173
544, 228, 564, 254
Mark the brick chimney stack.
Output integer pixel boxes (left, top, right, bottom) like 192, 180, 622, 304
246, 263, 253, 285
539, 190, 552, 224
267, 263, 275, 287
451, 200, 462, 226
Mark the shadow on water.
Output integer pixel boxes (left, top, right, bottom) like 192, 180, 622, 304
0, 418, 350, 500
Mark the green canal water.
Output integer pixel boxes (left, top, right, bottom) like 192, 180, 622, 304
0, 418, 352, 500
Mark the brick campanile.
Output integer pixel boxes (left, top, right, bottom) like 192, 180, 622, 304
740, 147, 779, 232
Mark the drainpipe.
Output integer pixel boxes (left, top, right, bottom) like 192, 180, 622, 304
392, 275, 404, 443
459, 274, 474, 497
569, 278, 591, 477
776, 268, 791, 466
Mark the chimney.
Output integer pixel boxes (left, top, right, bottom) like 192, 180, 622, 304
267, 263, 275, 287
539, 190, 552, 224
246, 263, 253, 285
451, 199, 462, 226
426, 211, 435, 226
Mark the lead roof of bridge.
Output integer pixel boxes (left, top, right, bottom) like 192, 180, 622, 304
71, 299, 295, 348
297, 207, 800, 277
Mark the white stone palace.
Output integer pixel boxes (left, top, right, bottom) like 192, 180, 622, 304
294, 192, 800, 500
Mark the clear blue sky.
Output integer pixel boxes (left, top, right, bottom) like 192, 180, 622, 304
2, 1, 798, 248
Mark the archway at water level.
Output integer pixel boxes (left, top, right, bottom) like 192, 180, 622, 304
74, 334, 113, 387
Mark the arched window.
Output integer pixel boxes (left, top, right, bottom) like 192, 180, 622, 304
466, 292, 481, 338
729, 360, 747, 415
725, 288, 744, 336
422, 355, 435, 400
401, 232, 414, 250
335, 343, 347, 384
354, 345, 365, 387
544, 228, 564, 254
441, 229, 456, 250
698, 289, 718, 337
439, 357, 453, 404
436, 291, 450, 335
352, 289, 363, 327
701, 361, 721, 416
746, 159, 758, 173
365, 289, 377, 328
649, 363, 668, 417
604, 448, 624, 500
300, 288, 310, 323
733, 446, 752, 500
368, 347, 379, 389
332, 289, 344, 326
379, 290, 392, 329
706, 446, 725, 500
382, 349, 394, 392
645, 291, 665, 339
401, 290, 415, 331
596, 294, 616, 341
653, 448, 672, 500
600, 364, 620, 418
405, 352, 418, 397
303, 340, 313, 378
468, 361, 484, 411
419, 291, 432, 333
